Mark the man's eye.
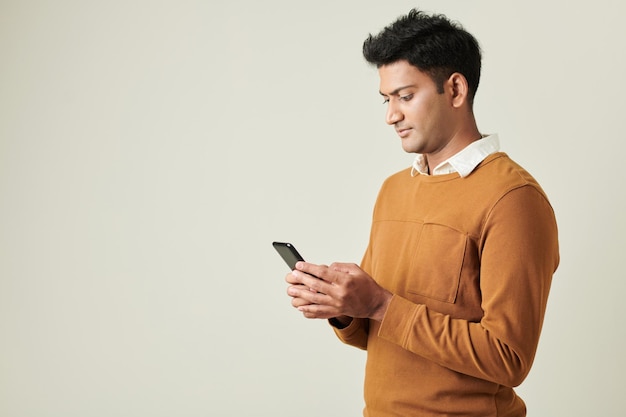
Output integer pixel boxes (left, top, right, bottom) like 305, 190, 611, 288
382, 97, 390, 104
400, 94, 413, 101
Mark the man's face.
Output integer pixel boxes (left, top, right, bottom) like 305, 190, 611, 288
378, 60, 453, 155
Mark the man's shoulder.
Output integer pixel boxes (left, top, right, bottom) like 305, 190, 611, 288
472, 152, 550, 202
475, 152, 541, 187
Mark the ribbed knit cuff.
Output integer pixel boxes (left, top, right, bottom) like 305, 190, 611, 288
378, 295, 422, 348
330, 316, 360, 337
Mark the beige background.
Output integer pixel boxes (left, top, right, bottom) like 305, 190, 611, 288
1, 0, 624, 415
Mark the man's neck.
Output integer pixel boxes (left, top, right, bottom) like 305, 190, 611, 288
425, 126, 482, 173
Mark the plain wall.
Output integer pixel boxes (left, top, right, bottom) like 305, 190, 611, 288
1, 0, 625, 415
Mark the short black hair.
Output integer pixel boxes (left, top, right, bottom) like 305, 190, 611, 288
363, 9, 482, 102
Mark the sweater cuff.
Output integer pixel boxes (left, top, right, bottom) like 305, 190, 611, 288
330, 317, 363, 337
378, 295, 422, 347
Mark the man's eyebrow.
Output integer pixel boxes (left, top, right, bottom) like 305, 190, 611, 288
379, 84, 416, 96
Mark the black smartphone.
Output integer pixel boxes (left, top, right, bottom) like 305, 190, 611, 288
272, 241, 305, 270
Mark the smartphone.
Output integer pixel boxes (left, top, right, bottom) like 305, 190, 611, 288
272, 241, 305, 270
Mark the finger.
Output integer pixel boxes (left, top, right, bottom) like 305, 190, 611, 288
285, 272, 299, 285
298, 304, 339, 319
286, 268, 316, 286
295, 262, 331, 281
285, 270, 318, 286
291, 296, 313, 308
290, 269, 319, 287
286, 284, 307, 297
329, 262, 359, 274
288, 284, 331, 304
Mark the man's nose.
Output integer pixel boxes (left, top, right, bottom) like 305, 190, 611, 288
385, 101, 403, 125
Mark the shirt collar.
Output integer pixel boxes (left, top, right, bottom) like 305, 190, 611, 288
411, 134, 500, 178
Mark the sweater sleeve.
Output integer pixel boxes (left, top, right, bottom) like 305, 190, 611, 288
331, 317, 369, 350
377, 185, 559, 387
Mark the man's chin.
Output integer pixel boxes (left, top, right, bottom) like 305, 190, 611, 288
400, 140, 425, 154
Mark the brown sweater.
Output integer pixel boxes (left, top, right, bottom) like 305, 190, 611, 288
334, 153, 559, 417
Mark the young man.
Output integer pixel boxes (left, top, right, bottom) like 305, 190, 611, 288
285, 9, 559, 416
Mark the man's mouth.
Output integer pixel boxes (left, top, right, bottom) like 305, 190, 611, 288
395, 127, 412, 138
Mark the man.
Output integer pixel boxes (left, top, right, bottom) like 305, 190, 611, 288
285, 9, 559, 417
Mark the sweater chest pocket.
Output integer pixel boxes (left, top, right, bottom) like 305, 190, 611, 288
408, 223, 467, 304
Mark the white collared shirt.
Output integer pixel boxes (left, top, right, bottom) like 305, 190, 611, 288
411, 134, 500, 178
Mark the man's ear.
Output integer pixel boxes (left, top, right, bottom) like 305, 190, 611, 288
446, 72, 470, 108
